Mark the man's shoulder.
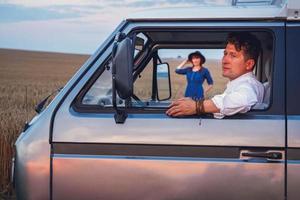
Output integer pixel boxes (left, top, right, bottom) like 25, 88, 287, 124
239, 77, 263, 88
240, 73, 263, 86
232, 75, 263, 92
233, 75, 264, 102
248, 75, 264, 88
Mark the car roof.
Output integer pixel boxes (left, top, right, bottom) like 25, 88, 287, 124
126, 0, 300, 21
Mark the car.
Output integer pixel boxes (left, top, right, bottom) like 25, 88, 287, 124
13, 0, 300, 199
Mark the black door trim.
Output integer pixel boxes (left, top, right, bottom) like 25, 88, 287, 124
53, 142, 284, 159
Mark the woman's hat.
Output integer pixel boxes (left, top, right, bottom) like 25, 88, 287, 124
188, 51, 206, 64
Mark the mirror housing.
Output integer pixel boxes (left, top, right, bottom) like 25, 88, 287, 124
112, 37, 134, 99
112, 35, 134, 123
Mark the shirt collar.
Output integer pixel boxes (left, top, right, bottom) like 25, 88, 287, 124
227, 72, 255, 87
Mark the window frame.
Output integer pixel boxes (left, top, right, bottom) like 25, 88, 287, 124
72, 25, 283, 118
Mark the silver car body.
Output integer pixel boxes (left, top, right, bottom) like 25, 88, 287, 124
14, 0, 300, 199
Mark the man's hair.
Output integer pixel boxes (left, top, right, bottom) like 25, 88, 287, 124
226, 32, 262, 65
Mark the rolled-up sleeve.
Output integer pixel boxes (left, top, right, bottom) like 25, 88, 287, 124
211, 94, 225, 110
212, 86, 258, 116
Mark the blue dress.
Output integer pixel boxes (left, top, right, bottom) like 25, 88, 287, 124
175, 67, 213, 100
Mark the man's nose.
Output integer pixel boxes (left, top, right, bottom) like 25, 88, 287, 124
222, 55, 228, 64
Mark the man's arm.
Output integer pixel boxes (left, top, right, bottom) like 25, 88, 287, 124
166, 98, 220, 117
217, 86, 258, 116
203, 99, 220, 113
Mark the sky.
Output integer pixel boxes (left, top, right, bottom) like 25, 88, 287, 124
0, 0, 232, 54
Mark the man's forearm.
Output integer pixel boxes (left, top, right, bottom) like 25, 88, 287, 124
166, 98, 220, 117
203, 99, 220, 113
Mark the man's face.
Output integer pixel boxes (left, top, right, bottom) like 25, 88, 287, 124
222, 43, 253, 80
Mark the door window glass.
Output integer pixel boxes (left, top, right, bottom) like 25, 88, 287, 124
82, 61, 114, 106
78, 31, 274, 112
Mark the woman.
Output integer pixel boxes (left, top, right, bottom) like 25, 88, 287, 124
175, 51, 213, 100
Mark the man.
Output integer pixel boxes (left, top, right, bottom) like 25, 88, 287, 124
166, 32, 264, 118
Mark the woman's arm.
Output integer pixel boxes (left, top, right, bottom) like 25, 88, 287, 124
176, 59, 189, 69
204, 68, 214, 95
204, 84, 213, 95
175, 59, 190, 74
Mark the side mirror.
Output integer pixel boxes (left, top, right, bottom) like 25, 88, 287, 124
112, 37, 133, 100
156, 63, 171, 101
112, 35, 134, 123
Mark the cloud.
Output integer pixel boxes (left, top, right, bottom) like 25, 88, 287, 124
0, 0, 103, 7
111, 0, 230, 8
110, 0, 206, 8
0, 0, 231, 21
123, 1, 156, 8
0, 0, 231, 53
0, 4, 81, 23
47, 4, 104, 16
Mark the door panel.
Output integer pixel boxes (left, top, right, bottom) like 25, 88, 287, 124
53, 155, 284, 200
287, 146, 300, 200
286, 23, 300, 200
52, 114, 285, 200
288, 118, 300, 147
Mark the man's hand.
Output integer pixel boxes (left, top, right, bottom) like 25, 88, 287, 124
166, 98, 196, 117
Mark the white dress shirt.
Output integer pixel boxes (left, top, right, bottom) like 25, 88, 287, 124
211, 72, 264, 119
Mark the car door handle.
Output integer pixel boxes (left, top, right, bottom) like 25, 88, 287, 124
240, 150, 283, 161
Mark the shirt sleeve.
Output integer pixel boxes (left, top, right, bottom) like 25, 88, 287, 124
211, 94, 226, 119
220, 86, 258, 116
211, 93, 225, 110
175, 67, 189, 75
211, 85, 258, 117
205, 69, 214, 85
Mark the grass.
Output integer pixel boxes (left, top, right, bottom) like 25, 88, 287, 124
0, 48, 227, 198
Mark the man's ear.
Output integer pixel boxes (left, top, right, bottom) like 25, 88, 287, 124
245, 59, 255, 71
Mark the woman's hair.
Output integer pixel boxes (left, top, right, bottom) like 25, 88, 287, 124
188, 51, 206, 65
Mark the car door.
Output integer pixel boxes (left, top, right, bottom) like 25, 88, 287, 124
51, 21, 286, 200
286, 22, 300, 200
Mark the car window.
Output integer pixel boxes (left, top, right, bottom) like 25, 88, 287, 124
78, 30, 273, 112
82, 60, 114, 107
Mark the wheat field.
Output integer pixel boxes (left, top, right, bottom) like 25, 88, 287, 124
0, 48, 88, 197
0, 48, 227, 198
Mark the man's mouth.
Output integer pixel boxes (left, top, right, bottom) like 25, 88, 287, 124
223, 66, 230, 71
